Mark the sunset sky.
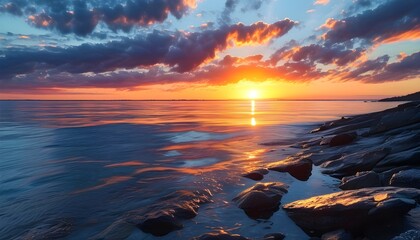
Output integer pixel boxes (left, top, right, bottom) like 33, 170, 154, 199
0, 0, 419, 100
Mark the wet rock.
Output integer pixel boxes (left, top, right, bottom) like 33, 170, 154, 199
392, 229, 420, 240
138, 212, 183, 236
390, 169, 420, 189
321, 229, 352, 240
264, 232, 285, 240
321, 148, 390, 178
340, 171, 381, 190
233, 182, 288, 219
125, 189, 211, 236
283, 187, 420, 235
374, 147, 420, 170
191, 232, 250, 240
268, 157, 312, 181
369, 106, 420, 135
242, 168, 269, 181
329, 132, 357, 147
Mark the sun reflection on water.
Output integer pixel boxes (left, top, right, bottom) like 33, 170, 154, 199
250, 100, 256, 126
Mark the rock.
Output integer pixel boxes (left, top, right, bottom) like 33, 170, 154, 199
122, 189, 212, 236
242, 168, 269, 181
283, 187, 420, 236
138, 212, 183, 236
321, 148, 390, 178
233, 182, 288, 219
392, 229, 420, 240
374, 146, 420, 170
390, 169, 420, 189
268, 157, 313, 181
191, 232, 250, 240
329, 133, 357, 147
340, 171, 382, 190
369, 106, 420, 135
321, 229, 352, 240
264, 233, 286, 240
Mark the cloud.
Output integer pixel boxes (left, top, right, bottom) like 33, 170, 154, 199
270, 43, 364, 67
314, 0, 330, 6
0, 19, 296, 81
219, 0, 268, 25
1, 0, 197, 36
322, 0, 420, 44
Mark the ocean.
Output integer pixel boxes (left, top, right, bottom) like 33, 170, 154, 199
0, 100, 401, 239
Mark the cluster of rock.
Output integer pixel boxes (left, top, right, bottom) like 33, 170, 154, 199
279, 102, 420, 238
85, 102, 419, 239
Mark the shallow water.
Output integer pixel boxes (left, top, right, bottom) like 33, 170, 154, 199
0, 100, 401, 239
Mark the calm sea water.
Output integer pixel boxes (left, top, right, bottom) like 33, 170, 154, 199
0, 100, 400, 239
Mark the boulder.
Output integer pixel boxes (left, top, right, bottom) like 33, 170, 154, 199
340, 171, 381, 190
233, 182, 288, 219
242, 168, 269, 181
283, 187, 420, 236
268, 157, 312, 181
329, 133, 357, 147
118, 189, 212, 236
390, 169, 420, 189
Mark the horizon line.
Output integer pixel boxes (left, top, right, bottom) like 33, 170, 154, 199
0, 98, 390, 102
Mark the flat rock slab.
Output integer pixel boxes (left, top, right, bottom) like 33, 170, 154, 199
283, 187, 420, 236
268, 157, 313, 181
390, 169, 420, 189
340, 171, 382, 190
233, 182, 288, 219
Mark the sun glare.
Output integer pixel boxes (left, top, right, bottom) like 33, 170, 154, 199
248, 90, 259, 99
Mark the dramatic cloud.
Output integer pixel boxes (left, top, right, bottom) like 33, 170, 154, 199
270, 43, 364, 67
0, 0, 197, 36
0, 19, 296, 80
322, 0, 420, 44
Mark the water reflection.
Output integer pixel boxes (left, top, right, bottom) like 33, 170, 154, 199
250, 100, 256, 126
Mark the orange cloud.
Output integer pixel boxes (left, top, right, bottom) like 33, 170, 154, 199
314, 0, 330, 5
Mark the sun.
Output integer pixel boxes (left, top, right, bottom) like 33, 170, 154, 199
248, 89, 259, 99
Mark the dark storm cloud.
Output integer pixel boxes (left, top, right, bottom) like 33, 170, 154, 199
0, 19, 296, 80
0, 0, 196, 36
323, 0, 420, 44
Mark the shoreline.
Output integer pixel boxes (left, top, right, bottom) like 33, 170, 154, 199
9, 101, 420, 240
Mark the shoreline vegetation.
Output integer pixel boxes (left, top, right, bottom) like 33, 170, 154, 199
19, 100, 420, 240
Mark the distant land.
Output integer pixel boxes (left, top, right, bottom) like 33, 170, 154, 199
378, 91, 420, 102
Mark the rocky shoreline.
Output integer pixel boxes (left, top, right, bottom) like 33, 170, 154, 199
21, 102, 419, 240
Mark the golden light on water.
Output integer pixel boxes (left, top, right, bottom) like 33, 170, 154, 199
251, 117, 257, 126
251, 100, 255, 114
